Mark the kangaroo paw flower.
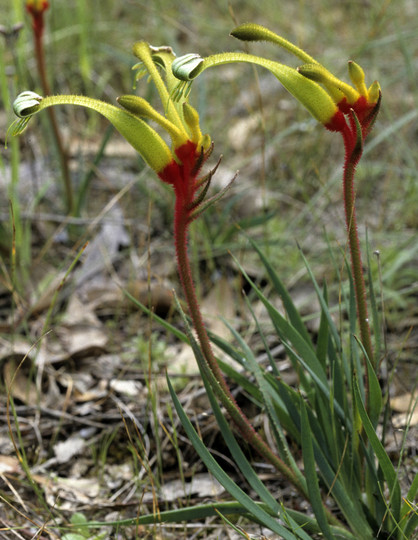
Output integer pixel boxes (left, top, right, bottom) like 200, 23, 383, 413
172, 23, 381, 156
26, 0, 49, 37
11, 40, 220, 226
229, 23, 381, 145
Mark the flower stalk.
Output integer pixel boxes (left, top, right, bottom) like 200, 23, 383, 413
26, 0, 73, 214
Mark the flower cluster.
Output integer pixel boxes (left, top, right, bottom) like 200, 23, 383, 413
12, 42, 232, 229
172, 23, 381, 156
170, 23, 381, 365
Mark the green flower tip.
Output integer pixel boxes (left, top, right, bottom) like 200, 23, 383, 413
231, 23, 317, 65
230, 22, 281, 43
348, 61, 367, 96
297, 63, 358, 104
367, 80, 381, 105
172, 54, 204, 81
182, 102, 211, 151
117, 94, 159, 119
117, 94, 189, 148
13, 91, 43, 118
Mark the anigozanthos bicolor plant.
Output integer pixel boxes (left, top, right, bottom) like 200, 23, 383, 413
11, 41, 312, 507
172, 23, 381, 387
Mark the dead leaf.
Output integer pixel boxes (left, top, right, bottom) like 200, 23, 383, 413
73, 204, 129, 287
390, 392, 418, 413
57, 324, 108, 358
143, 473, 224, 503
167, 343, 199, 376
34, 474, 101, 507
3, 359, 38, 405
28, 270, 67, 317
392, 409, 418, 428
109, 379, 143, 398
0, 455, 21, 474
0, 337, 34, 363
125, 280, 175, 317
201, 276, 235, 340
54, 436, 86, 464
228, 114, 261, 150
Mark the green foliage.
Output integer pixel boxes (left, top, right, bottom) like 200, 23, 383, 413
62, 512, 107, 540
130, 236, 415, 538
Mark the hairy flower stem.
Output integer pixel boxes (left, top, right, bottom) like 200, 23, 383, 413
174, 207, 300, 480
33, 21, 73, 214
342, 134, 373, 408
174, 197, 345, 529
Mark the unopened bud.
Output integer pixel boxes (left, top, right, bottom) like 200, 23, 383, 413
348, 61, 367, 97
367, 81, 381, 105
298, 63, 359, 104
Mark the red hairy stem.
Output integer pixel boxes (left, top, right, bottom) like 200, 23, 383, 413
174, 191, 313, 496
158, 141, 350, 527
340, 118, 374, 408
160, 142, 310, 499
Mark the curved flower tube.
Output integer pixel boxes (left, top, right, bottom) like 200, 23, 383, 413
230, 24, 382, 148
12, 91, 173, 173
172, 23, 381, 144
172, 51, 345, 130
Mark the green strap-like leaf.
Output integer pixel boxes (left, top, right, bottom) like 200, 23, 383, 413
353, 378, 401, 524
166, 376, 300, 540
222, 314, 306, 487
300, 399, 336, 540
249, 237, 314, 349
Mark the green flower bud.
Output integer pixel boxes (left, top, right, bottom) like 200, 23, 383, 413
230, 23, 317, 65
182, 102, 211, 150
367, 81, 381, 105
348, 61, 367, 97
298, 63, 359, 104
117, 94, 188, 147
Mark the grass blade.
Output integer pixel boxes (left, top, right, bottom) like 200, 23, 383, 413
249, 236, 313, 348
300, 398, 336, 540
166, 375, 301, 540
222, 314, 306, 486
316, 281, 330, 368
353, 378, 401, 523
